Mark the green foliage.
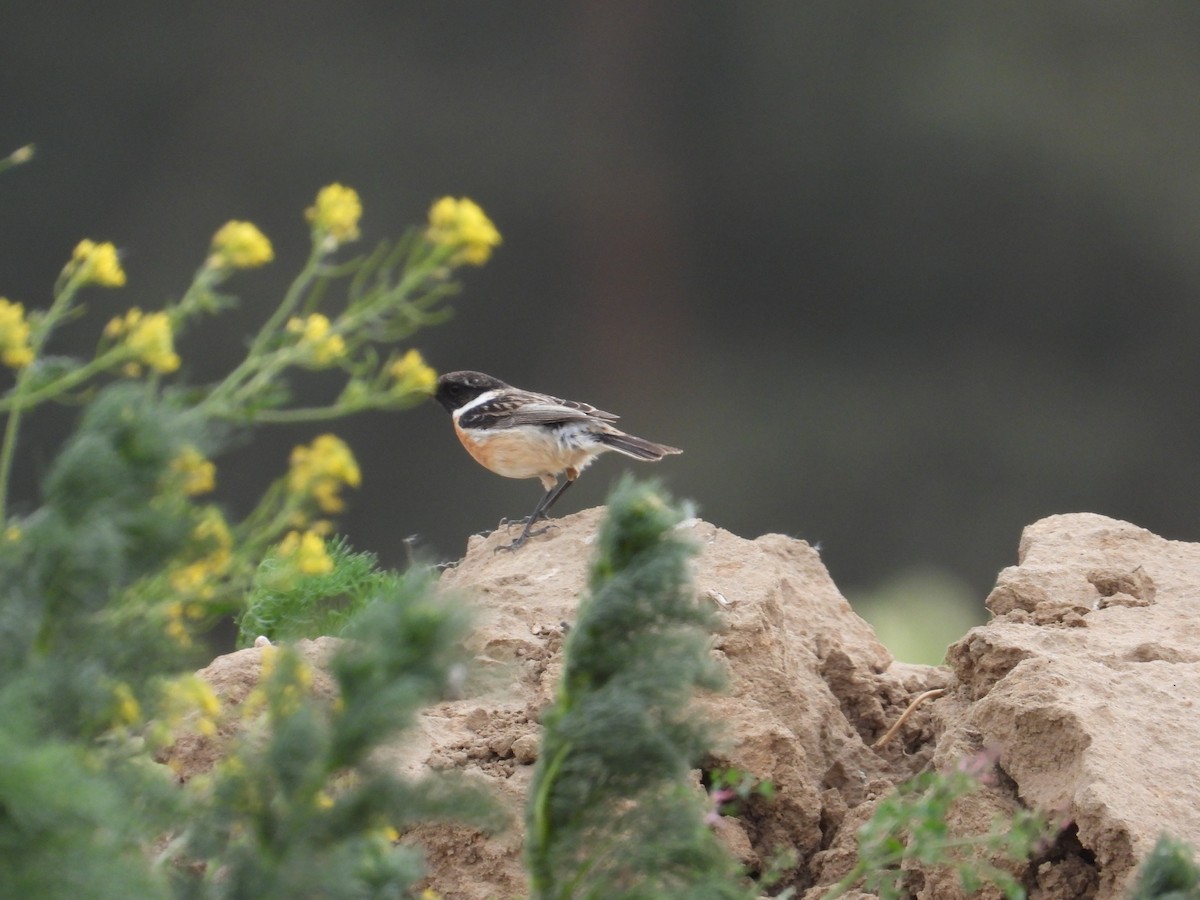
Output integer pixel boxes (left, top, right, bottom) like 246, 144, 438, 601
328, 570, 475, 768
1, 385, 208, 733
0, 699, 179, 899
526, 477, 753, 899
823, 751, 1055, 900
172, 570, 499, 899
0, 183, 500, 898
0, 387, 206, 899
1129, 834, 1200, 900
239, 538, 403, 646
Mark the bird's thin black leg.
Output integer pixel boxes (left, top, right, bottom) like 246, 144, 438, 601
538, 476, 575, 519
498, 477, 576, 551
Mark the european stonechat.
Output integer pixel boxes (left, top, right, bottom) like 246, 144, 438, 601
434, 370, 682, 550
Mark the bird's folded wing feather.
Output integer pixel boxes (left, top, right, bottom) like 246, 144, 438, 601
458, 391, 619, 430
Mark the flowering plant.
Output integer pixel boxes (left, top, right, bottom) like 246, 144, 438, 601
0, 157, 501, 898
0, 182, 501, 617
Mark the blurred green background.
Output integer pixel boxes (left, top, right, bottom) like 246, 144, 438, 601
5, 3, 1198, 661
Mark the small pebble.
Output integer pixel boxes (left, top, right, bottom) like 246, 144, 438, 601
511, 733, 540, 765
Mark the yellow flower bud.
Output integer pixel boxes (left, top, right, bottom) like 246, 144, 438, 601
388, 348, 437, 396
209, 220, 274, 270
109, 308, 180, 373
0, 298, 34, 369
170, 445, 216, 496
69, 239, 127, 287
426, 196, 501, 265
111, 683, 142, 727
287, 434, 361, 514
286, 314, 346, 367
305, 183, 362, 246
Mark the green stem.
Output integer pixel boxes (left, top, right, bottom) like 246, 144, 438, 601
0, 348, 129, 414
230, 480, 317, 563
0, 400, 25, 520
558, 827, 634, 900
247, 404, 359, 424
197, 345, 299, 421
201, 241, 325, 412
529, 740, 573, 896
248, 241, 326, 357
0, 278, 87, 518
821, 830, 1030, 899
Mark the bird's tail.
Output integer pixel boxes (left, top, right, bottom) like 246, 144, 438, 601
597, 430, 683, 461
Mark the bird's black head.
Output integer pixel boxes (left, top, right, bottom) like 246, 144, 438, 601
434, 370, 510, 413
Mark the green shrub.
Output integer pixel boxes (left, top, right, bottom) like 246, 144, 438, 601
0, 165, 501, 898
1128, 834, 1200, 900
824, 749, 1055, 900
239, 538, 405, 646
526, 477, 754, 899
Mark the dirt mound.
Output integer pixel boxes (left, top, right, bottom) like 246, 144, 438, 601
170, 510, 1200, 898
934, 514, 1200, 900
427, 510, 949, 898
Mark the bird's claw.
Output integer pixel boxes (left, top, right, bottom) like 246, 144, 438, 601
499, 512, 549, 532
493, 522, 557, 553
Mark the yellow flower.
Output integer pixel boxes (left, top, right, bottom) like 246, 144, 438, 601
388, 348, 437, 396
164, 600, 192, 647
170, 445, 216, 496
193, 508, 233, 563
159, 674, 221, 738
196, 684, 221, 719
305, 183, 362, 246
0, 298, 34, 369
102, 313, 126, 340
106, 308, 180, 374
278, 529, 334, 575
257, 644, 279, 682
128, 312, 180, 373
169, 507, 233, 598
256, 645, 314, 718
209, 220, 274, 270
426, 196, 501, 265
286, 313, 347, 367
68, 239, 126, 287
169, 565, 205, 595
287, 434, 361, 514
111, 682, 141, 727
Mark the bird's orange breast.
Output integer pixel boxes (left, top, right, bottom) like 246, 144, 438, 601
453, 421, 595, 483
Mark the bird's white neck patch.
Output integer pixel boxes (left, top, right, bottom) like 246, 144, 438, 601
453, 389, 501, 420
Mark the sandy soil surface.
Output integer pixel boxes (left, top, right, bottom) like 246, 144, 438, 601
167, 509, 1200, 899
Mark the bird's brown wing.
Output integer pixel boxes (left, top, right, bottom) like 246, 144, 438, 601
457, 390, 619, 430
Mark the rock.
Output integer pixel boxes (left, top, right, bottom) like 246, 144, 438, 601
510, 733, 539, 765
165, 509, 1200, 899
418, 509, 946, 898
156, 636, 340, 782
938, 512, 1200, 900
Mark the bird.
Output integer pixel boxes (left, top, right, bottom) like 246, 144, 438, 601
434, 370, 682, 550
